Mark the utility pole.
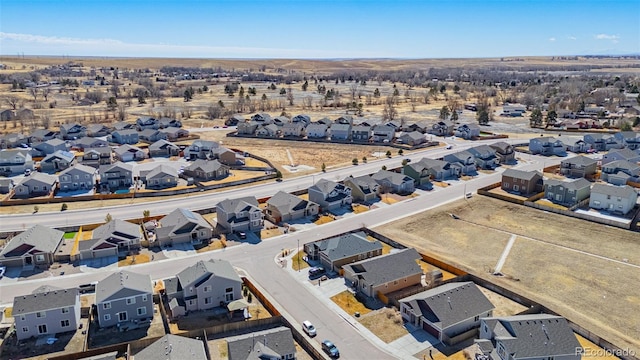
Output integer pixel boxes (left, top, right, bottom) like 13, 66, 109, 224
297, 239, 300, 272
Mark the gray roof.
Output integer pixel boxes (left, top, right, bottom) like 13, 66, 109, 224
60, 163, 96, 177
0, 149, 30, 162
100, 161, 133, 174
305, 123, 328, 132
309, 178, 345, 195
13, 287, 78, 316
266, 191, 315, 214
143, 164, 178, 180
411, 158, 449, 172
401, 131, 425, 141
85, 147, 111, 156
42, 150, 75, 163
92, 219, 141, 243
96, 270, 152, 304
561, 155, 597, 167
18, 172, 57, 187
344, 248, 422, 286
135, 334, 207, 360
591, 183, 638, 198
114, 144, 144, 156
0, 225, 64, 258
113, 129, 138, 136
490, 141, 513, 152
139, 128, 161, 137
503, 169, 542, 181
314, 231, 382, 262
331, 123, 351, 132
159, 208, 211, 237
43, 138, 67, 147
606, 148, 639, 160
32, 284, 63, 294
544, 178, 591, 191
400, 282, 495, 330
217, 196, 260, 214
371, 169, 413, 186
483, 314, 580, 359
176, 259, 242, 289
603, 160, 640, 171
185, 159, 228, 173
227, 326, 295, 360
75, 137, 107, 148
345, 174, 379, 195
469, 145, 497, 158
149, 139, 179, 151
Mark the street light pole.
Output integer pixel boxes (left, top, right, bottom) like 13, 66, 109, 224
297, 239, 300, 272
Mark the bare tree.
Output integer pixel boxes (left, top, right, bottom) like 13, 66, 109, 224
382, 97, 398, 120
286, 87, 294, 106
110, 80, 121, 98
302, 96, 313, 110
117, 104, 127, 121
4, 96, 19, 110
41, 111, 52, 129
207, 104, 223, 119
28, 87, 39, 102
349, 84, 358, 101
41, 88, 51, 102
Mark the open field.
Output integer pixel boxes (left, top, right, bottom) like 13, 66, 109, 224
375, 196, 640, 355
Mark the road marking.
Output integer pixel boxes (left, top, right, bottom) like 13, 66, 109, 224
494, 234, 516, 274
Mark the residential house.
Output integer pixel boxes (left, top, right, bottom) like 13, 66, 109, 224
400, 282, 495, 345
158, 118, 182, 129
344, 175, 380, 202
398, 131, 426, 146
308, 178, 353, 211
215, 196, 264, 233
255, 124, 280, 137
112, 121, 136, 131
489, 142, 516, 164
0, 133, 29, 149
114, 144, 146, 162
0, 149, 34, 175
351, 125, 371, 142
501, 169, 543, 196
584, 133, 622, 151
444, 150, 478, 176
601, 160, 640, 185
0, 109, 16, 121
164, 259, 242, 314
251, 113, 273, 124
477, 314, 581, 360
98, 161, 133, 191
501, 104, 526, 116
155, 208, 213, 247
58, 164, 96, 192
14, 172, 57, 198
371, 169, 415, 194
560, 137, 591, 153
135, 334, 207, 360
184, 159, 230, 181
305, 123, 328, 138
60, 123, 87, 140
454, 123, 481, 139
559, 155, 598, 178
468, 145, 499, 169
614, 131, 640, 150
544, 178, 592, 207
33, 138, 68, 156
226, 114, 244, 126
372, 125, 395, 143
136, 116, 160, 130
0, 225, 63, 268
29, 129, 58, 143
148, 139, 180, 157
72, 137, 108, 150
227, 326, 296, 360
110, 129, 139, 145
95, 271, 153, 328
602, 148, 640, 165
41, 150, 76, 173
13, 287, 80, 341
0, 178, 14, 194
77, 219, 141, 260
81, 147, 112, 168
403, 158, 455, 183
264, 191, 319, 224
343, 248, 422, 298
159, 127, 189, 141
87, 124, 111, 137
138, 129, 167, 143
529, 137, 567, 156
317, 117, 332, 126
236, 122, 258, 135
403, 123, 427, 133
589, 183, 638, 215
330, 123, 352, 140
292, 114, 312, 125
272, 116, 288, 126
140, 165, 178, 189
282, 122, 305, 137
429, 120, 455, 137
303, 231, 383, 272
334, 115, 353, 124
184, 140, 219, 160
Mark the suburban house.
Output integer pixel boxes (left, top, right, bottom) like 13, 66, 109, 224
334, 115, 352, 124
329, 123, 352, 140
583, 133, 622, 151
282, 123, 305, 137
149, 139, 180, 157
468, 145, 499, 169
16, 108, 35, 120
77, 219, 141, 260
251, 113, 273, 124
559, 155, 598, 178
0, 225, 63, 268
303, 231, 383, 272
184, 159, 230, 181
529, 137, 567, 156
237, 122, 258, 135
40, 150, 76, 173
14, 172, 57, 198
454, 123, 481, 139
343, 248, 422, 298
400, 282, 495, 345
87, 124, 111, 137
114, 144, 146, 162
477, 314, 581, 360
134, 334, 207, 360
501, 169, 543, 196
0, 149, 34, 175
255, 124, 280, 137
72, 136, 109, 150
13, 287, 80, 341
58, 163, 96, 192
110, 129, 139, 145
164, 259, 242, 314
184, 140, 219, 160
159, 127, 189, 141
613, 131, 640, 150
544, 178, 592, 207
502, 104, 526, 116
371, 169, 415, 194
589, 183, 638, 215
29, 129, 58, 143
429, 120, 455, 137
112, 121, 136, 131
0, 178, 14, 194
138, 129, 167, 143
444, 150, 478, 176
136, 116, 160, 130
308, 179, 353, 211
344, 174, 381, 202
95, 271, 153, 328
560, 137, 591, 153
263, 191, 319, 224
602, 148, 640, 165
60, 123, 87, 140
601, 160, 640, 185
226, 114, 244, 126
402, 158, 454, 183
351, 125, 371, 142
1, 133, 29, 149
140, 164, 179, 189
215, 196, 264, 233
0, 109, 16, 121
211, 147, 239, 166
33, 138, 68, 156
98, 161, 133, 192
372, 124, 395, 142
81, 147, 112, 168
292, 114, 311, 125
317, 117, 332, 126
398, 131, 426, 146
305, 123, 328, 138
155, 208, 213, 247
158, 118, 182, 129
227, 326, 296, 360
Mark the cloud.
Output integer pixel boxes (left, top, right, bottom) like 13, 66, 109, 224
548, 37, 556, 42
595, 34, 620, 43
567, 36, 577, 40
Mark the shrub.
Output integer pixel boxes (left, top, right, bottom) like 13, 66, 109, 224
61, 203, 68, 211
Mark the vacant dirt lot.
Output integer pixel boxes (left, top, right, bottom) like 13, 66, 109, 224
376, 196, 640, 355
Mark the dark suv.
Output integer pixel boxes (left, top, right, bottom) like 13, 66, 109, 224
322, 340, 340, 358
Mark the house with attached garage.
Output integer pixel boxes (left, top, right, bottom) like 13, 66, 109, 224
329, 123, 352, 140
282, 122, 305, 137
0, 178, 14, 194
613, 131, 640, 150
95, 271, 153, 328
164, 259, 242, 315
211, 147, 239, 166
138, 129, 167, 143
82, 147, 112, 168
583, 133, 622, 151
215, 196, 264, 233
111, 129, 139, 145
559, 155, 598, 178
263, 191, 319, 224
476, 314, 581, 360
148, 139, 180, 157
429, 120, 455, 137
99, 161, 133, 192
560, 136, 591, 153
184, 140, 219, 160
601, 148, 640, 165
0, 149, 34, 175
0, 225, 63, 269
444, 150, 478, 176
344, 174, 381, 202
0, 132, 29, 149
155, 208, 213, 247
454, 123, 481, 140
292, 114, 311, 125
158, 117, 182, 129
343, 248, 422, 299
600, 160, 640, 185
400, 282, 495, 345
136, 116, 160, 131
372, 124, 395, 143
114, 144, 146, 162
72, 136, 108, 150
184, 159, 230, 181
135, 334, 207, 360
589, 183, 638, 215
33, 138, 69, 156
371, 169, 415, 194
398, 131, 426, 146
501, 169, 543, 196
529, 137, 567, 156
58, 164, 96, 192
159, 127, 189, 141
543, 178, 592, 207
12, 286, 81, 341
237, 121, 258, 135
14, 172, 57, 198
308, 178, 352, 211
60, 123, 87, 140
255, 124, 280, 138
305, 123, 328, 138
251, 113, 273, 124
304, 231, 383, 273
468, 145, 499, 170
402, 158, 454, 183
226, 114, 244, 126
272, 116, 287, 126
77, 219, 141, 260
140, 164, 178, 189
489, 142, 516, 164
40, 150, 76, 173
112, 121, 136, 131
227, 326, 296, 360
29, 129, 58, 143
87, 124, 111, 137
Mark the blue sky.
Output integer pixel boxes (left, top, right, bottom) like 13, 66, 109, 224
1, 0, 638, 58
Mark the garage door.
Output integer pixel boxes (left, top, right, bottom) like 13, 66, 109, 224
422, 321, 440, 338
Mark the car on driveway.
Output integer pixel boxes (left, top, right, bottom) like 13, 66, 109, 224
308, 266, 326, 280
302, 320, 316, 337
322, 340, 340, 358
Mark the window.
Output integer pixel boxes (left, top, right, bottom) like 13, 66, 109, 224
203, 285, 212, 293
22, 327, 29, 333
35, 254, 45, 262
104, 314, 111, 321
20, 315, 25, 321
118, 312, 127, 322
126, 297, 136, 305
204, 297, 212, 305
142, 295, 148, 302
60, 319, 70, 327
38, 324, 48, 334
103, 302, 111, 310
593, 200, 601, 206
36, 312, 45, 318
474, 315, 480, 321
137, 307, 146, 316
225, 287, 233, 293
61, 307, 69, 314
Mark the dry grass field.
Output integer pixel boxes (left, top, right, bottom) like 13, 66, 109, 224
375, 196, 640, 355
358, 307, 408, 343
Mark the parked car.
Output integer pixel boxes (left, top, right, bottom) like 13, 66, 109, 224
237, 231, 247, 239
322, 340, 340, 358
78, 281, 98, 294
302, 320, 317, 337
445, 145, 453, 149
0, 266, 6, 279
308, 266, 326, 279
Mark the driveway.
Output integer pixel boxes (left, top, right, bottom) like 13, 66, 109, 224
161, 243, 196, 258
78, 256, 118, 272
